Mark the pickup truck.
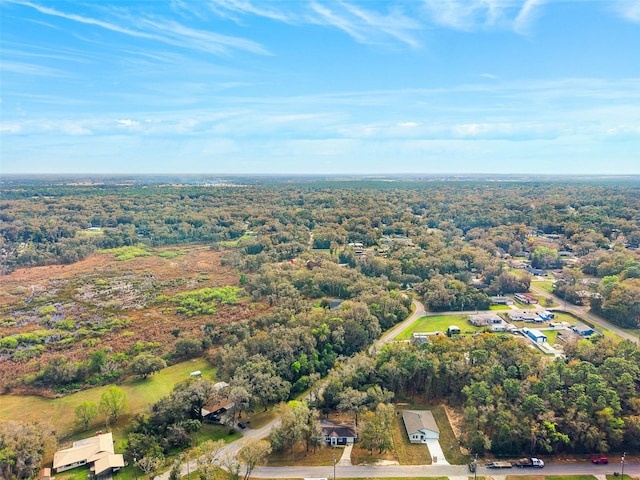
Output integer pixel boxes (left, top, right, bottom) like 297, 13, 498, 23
487, 458, 545, 469
513, 457, 545, 468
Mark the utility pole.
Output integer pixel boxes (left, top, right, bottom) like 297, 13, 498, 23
133, 452, 138, 480
473, 454, 478, 480
333, 455, 337, 480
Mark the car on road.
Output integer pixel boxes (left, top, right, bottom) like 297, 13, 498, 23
592, 455, 608, 464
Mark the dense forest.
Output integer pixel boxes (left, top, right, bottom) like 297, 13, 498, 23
1, 176, 639, 474
2, 177, 640, 327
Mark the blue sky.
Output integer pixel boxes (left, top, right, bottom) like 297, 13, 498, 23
1, 0, 639, 175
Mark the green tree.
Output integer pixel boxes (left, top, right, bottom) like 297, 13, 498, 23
99, 386, 128, 424
129, 353, 166, 379
358, 403, 394, 454
74, 401, 98, 431
531, 246, 560, 269
239, 439, 272, 480
196, 439, 226, 480
0, 421, 55, 480
269, 401, 312, 460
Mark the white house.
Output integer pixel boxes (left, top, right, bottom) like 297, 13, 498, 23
402, 410, 439, 443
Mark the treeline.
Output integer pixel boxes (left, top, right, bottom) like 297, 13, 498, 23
2, 180, 640, 269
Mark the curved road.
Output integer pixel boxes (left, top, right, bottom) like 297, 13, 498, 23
157, 297, 640, 479
530, 282, 640, 344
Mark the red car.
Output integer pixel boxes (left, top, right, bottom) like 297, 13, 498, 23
592, 455, 608, 464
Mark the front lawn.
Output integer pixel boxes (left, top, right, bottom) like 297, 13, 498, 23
0, 358, 217, 442
396, 315, 470, 340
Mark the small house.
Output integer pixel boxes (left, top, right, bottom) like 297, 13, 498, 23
514, 292, 538, 304
469, 313, 503, 327
320, 421, 357, 446
522, 327, 547, 344
491, 296, 513, 305
402, 410, 439, 443
572, 323, 595, 337
508, 311, 539, 323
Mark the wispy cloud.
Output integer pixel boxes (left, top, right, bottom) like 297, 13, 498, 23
421, 0, 553, 34
12, 0, 269, 56
612, 0, 640, 23
514, 0, 547, 35
421, 0, 514, 31
308, 1, 421, 47
206, 0, 293, 23
0, 60, 69, 78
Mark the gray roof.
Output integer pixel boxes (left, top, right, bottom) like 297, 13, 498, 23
320, 421, 357, 438
402, 410, 439, 435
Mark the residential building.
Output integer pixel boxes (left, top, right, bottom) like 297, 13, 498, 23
402, 410, 439, 444
52, 433, 124, 478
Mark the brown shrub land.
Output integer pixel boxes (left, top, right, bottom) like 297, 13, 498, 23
0, 246, 261, 395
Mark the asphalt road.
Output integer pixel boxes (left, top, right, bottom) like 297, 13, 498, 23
156, 296, 640, 479
249, 461, 640, 478
529, 282, 640, 344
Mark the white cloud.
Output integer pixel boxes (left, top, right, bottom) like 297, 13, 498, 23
14, 1, 269, 56
206, 0, 293, 23
116, 119, 141, 129
421, 0, 516, 30
514, 0, 547, 35
613, 0, 640, 23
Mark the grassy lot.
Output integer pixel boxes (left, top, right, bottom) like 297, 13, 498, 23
396, 315, 470, 340
431, 405, 467, 465
0, 358, 217, 440
267, 443, 344, 466
392, 400, 468, 466
514, 300, 537, 310
489, 304, 512, 310
534, 280, 555, 294
391, 413, 430, 465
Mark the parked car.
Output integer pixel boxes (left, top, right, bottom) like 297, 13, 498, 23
592, 455, 608, 464
237, 422, 247, 429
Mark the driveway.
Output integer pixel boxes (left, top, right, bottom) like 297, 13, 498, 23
425, 439, 449, 465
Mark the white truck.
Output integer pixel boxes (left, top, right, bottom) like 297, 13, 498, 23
486, 458, 545, 468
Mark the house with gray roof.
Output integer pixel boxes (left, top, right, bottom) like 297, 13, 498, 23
402, 410, 439, 444
321, 420, 357, 445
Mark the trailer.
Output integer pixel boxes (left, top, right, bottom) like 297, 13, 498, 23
513, 457, 545, 468
486, 458, 544, 469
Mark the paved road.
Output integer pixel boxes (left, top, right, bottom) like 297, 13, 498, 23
370, 298, 426, 353
156, 296, 640, 479
529, 282, 640, 344
249, 461, 640, 478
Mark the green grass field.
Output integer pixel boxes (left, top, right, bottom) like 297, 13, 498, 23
0, 358, 217, 439
396, 315, 470, 340
489, 304, 512, 310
